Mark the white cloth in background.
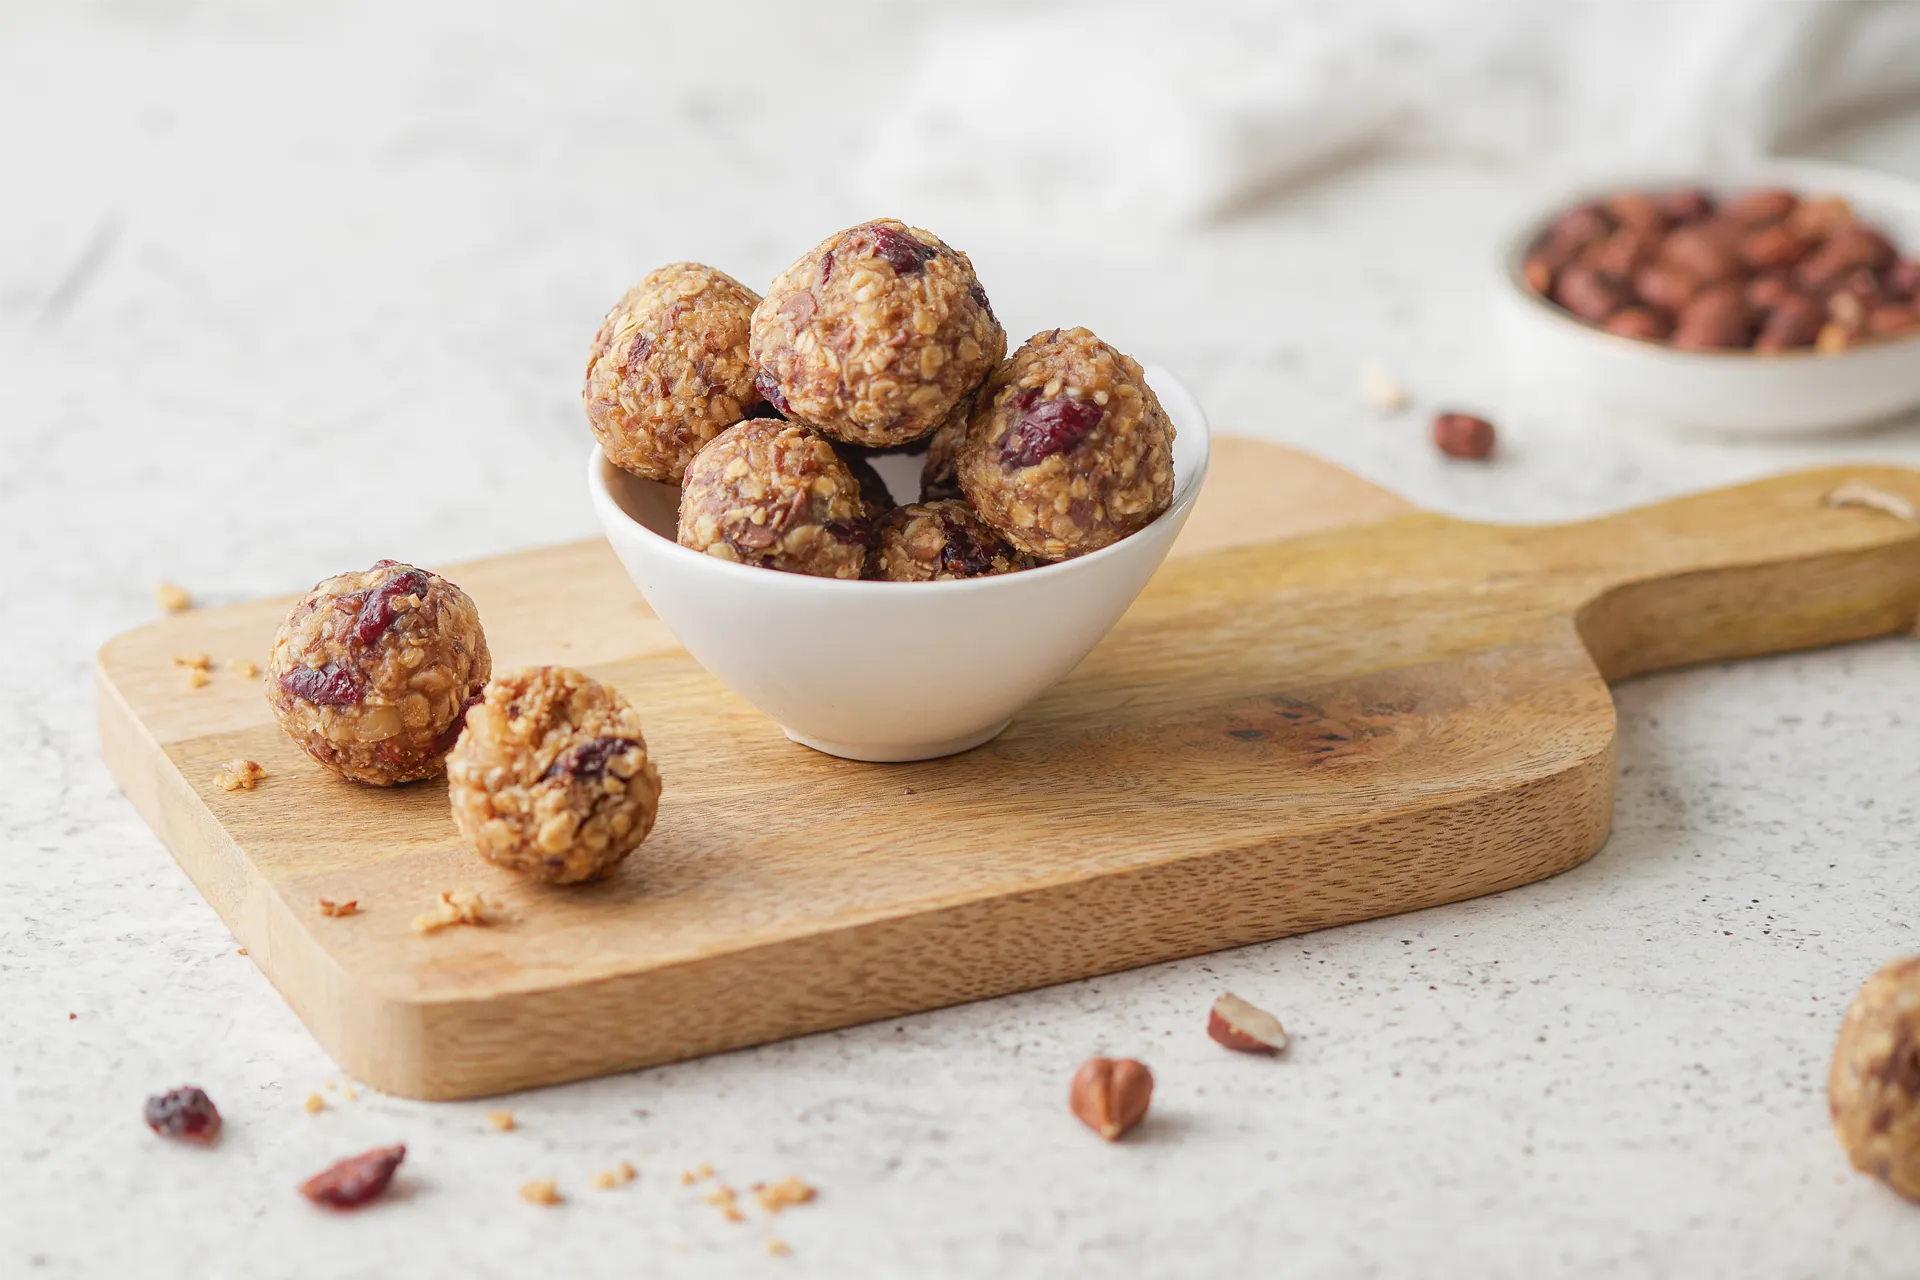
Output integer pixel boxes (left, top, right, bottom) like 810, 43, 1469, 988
864, 0, 1920, 228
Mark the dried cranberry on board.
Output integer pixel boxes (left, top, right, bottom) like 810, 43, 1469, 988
1432, 413, 1496, 460
300, 1145, 406, 1209
144, 1086, 222, 1142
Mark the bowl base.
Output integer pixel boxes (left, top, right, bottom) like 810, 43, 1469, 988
781, 719, 1012, 763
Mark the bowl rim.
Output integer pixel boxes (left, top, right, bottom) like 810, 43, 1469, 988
587, 363, 1213, 593
1499, 157, 1920, 365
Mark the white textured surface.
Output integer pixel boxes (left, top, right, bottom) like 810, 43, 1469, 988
5, 5, 1920, 1277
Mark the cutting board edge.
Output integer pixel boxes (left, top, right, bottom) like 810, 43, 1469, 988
293, 742, 1616, 1099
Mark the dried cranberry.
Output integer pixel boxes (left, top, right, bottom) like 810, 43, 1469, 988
999, 395, 1103, 468
280, 662, 364, 706
937, 517, 998, 577
869, 225, 936, 275
144, 1086, 221, 1142
823, 515, 874, 545
819, 250, 834, 284
543, 735, 639, 783
625, 333, 654, 374
429, 693, 482, 757
968, 280, 995, 321
300, 1145, 406, 1210
350, 567, 430, 645
755, 371, 793, 418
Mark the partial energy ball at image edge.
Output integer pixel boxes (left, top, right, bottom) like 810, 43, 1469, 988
750, 218, 1005, 448
266, 560, 491, 786
956, 327, 1175, 561
584, 262, 767, 482
445, 666, 662, 885
1829, 954, 1920, 1202
677, 418, 871, 578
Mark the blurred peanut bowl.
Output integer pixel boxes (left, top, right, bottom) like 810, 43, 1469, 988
588, 365, 1211, 763
1497, 160, 1920, 435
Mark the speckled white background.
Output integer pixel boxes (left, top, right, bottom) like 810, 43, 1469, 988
4, 4, 1920, 1277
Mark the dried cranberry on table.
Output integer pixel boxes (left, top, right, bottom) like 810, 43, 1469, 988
144, 1086, 222, 1142
300, 1145, 406, 1209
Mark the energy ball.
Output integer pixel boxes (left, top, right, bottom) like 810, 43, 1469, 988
447, 666, 661, 885
956, 327, 1175, 561
867, 500, 1032, 582
267, 560, 490, 786
750, 219, 1004, 449
584, 263, 768, 482
1830, 954, 1920, 1201
917, 386, 977, 503
677, 418, 870, 577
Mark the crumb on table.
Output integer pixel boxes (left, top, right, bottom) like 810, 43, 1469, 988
185, 668, 210, 690
488, 1110, 516, 1132
304, 1094, 325, 1115
213, 760, 266, 791
519, 1179, 562, 1206
155, 582, 192, 613
767, 1241, 792, 1257
227, 658, 259, 678
590, 1161, 636, 1191
317, 897, 358, 918
703, 1184, 745, 1223
412, 890, 502, 934
172, 652, 210, 670
751, 1176, 817, 1215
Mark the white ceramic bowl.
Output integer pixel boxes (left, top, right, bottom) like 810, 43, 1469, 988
1497, 159, 1920, 435
588, 366, 1211, 761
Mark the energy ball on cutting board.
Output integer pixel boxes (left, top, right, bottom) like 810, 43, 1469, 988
584, 263, 769, 481
267, 560, 490, 786
677, 418, 871, 577
446, 666, 662, 885
750, 218, 1005, 449
957, 327, 1175, 561
866, 500, 1032, 582
1830, 954, 1920, 1201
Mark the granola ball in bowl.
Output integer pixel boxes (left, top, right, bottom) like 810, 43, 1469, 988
588, 365, 1210, 762
1498, 160, 1920, 434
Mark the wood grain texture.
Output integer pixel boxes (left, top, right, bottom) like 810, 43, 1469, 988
96, 440, 1920, 1098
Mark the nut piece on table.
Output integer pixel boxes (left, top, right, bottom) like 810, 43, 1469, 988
1207, 993, 1290, 1055
446, 666, 662, 885
1432, 412, 1496, 461
266, 560, 491, 787
1069, 1057, 1153, 1142
1829, 954, 1920, 1202
584, 263, 767, 483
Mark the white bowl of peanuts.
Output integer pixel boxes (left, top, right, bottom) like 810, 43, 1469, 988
1498, 160, 1920, 434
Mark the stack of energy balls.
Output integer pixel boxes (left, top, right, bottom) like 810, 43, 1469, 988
585, 219, 1177, 581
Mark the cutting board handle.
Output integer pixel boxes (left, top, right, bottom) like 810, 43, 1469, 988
1534, 466, 1920, 682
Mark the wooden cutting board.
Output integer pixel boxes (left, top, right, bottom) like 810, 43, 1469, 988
97, 438, 1920, 1100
